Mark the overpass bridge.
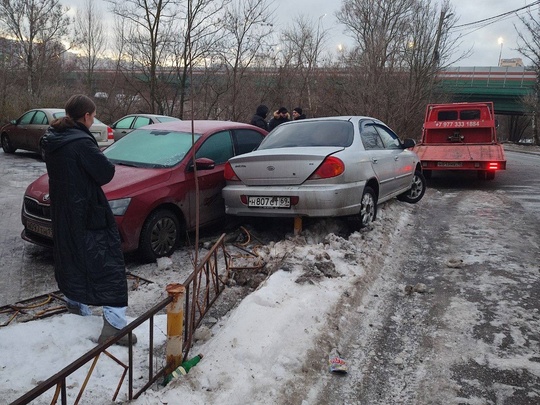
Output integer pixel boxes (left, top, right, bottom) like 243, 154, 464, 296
437, 67, 537, 115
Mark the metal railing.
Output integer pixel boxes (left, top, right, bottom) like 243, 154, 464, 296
10, 233, 231, 405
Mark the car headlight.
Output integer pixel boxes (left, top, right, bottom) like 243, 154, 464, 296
108, 198, 131, 216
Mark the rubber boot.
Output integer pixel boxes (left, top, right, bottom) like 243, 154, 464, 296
65, 302, 83, 315
98, 316, 137, 346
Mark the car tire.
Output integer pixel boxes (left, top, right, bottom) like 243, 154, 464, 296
359, 186, 377, 228
423, 170, 432, 179
1, 133, 16, 153
486, 171, 495, 180
397, 170, 426, 204
139, 209, 182, 262
38, 138, 46, 161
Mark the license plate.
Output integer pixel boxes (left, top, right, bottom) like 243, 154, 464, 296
437, 161, 463, 167
248, 196, 291, 208
26, 219, 53, 238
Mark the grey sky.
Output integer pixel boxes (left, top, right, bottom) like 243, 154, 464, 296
65, 0, 537, 67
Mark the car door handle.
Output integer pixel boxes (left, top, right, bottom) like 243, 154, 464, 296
394, 156, 399, 161
372, 158, 378, 163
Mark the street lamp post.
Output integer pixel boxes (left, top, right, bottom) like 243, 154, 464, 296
498, 37, 504, 66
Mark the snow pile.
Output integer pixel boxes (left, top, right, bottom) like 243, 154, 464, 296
0, 201, 413, 404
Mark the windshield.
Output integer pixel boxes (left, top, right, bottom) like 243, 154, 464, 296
258, 121, 354, 150
104, 128, 201, 168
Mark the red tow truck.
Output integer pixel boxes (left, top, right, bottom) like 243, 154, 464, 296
412, 102, 506, 180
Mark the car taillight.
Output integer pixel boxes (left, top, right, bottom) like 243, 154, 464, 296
107, 127, 114, 140
488, 162, 499, 170
224, 161, 239, 181
308, 156, 345, 179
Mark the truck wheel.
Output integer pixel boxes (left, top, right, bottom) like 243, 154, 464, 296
398, 170, 426, 204
423, 170, 432, 179
139, 209, 182, 262
1, 133, 16, 153
358, 186, 377, 228
486, 171, 495, 180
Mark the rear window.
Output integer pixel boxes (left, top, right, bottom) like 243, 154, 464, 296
258, 121, 354, 150
437, 111, 458, 121
437, 109, 481, 121
459, 110, 481, 120
104, 129, 201, 168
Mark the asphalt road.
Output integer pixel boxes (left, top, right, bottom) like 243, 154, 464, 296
307, 146, 540, 404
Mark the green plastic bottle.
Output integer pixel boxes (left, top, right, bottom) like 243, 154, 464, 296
162, 354, 203, 386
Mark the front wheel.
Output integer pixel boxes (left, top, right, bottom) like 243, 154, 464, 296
139, 209, 182, 262
359, 186, 377, 228
1, 133, 16, 153
398, 170, 426, 204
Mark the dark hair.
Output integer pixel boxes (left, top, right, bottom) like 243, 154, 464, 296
51, 94, 96, 131
65, 94, 96, 120
278, 107, 288, 114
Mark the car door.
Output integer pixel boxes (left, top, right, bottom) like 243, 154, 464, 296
112, 116, 136, 140
373, 124, 415, 192
133, 116, 152, 129
192, 130, 235, 225
27, 110, 49, 152
359, 120, 397, 199
13, 111, 36, 150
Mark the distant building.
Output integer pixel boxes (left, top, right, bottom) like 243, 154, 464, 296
499, 58, 524, 67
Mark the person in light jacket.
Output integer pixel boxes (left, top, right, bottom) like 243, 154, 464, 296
41, 94, 136, 346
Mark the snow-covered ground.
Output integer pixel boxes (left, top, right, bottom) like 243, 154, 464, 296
3, 159, 540, 404
1, 200, 412, 404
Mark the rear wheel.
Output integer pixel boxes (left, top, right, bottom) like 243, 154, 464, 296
423, 170, 432, 179
398, 170, 426, 203
139, 209, 182, 262
1, 133, 16, 153
359, 186, 377, 228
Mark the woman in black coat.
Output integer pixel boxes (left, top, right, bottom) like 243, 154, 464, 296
42, 94, 135, 345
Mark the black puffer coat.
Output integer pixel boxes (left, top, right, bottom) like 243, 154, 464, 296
250, 105, 269, 131
42, 123, 128, 307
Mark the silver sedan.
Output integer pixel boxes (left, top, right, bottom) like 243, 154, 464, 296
222, 116, 426, 228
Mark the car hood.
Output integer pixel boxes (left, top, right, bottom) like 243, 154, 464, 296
103, 165, 173, 198
25, 165, 173, 202
228, 146, 344, 186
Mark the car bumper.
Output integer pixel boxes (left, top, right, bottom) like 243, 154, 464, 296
223, 182, 366, 217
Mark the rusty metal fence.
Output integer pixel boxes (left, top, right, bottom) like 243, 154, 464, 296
10, 233, 231, 405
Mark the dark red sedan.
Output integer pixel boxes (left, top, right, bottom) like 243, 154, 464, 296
21, 120, 267, 261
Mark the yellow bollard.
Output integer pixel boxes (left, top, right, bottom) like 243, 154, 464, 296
294, 216, 302, 235
165, 283, 186, 374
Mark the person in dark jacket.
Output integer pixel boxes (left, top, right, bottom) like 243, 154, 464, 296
250, 104, 269, 130
292, 107, 306, 120
42, 94, 136, 346
268, 107, 291, 130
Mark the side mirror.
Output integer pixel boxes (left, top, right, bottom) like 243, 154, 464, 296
11, 119, 17, 125
402, 138, 416, 148
188, 157, 215, 171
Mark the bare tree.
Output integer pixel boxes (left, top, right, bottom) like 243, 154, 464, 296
0, 0, 71, 101
279, 15, 330, 116
515, 7, 540, 145
73, 0, 107, 94
173, 0, 228, 119
218, 0, 275, 121
333, 0, 459, 138
107, 0, 181, 114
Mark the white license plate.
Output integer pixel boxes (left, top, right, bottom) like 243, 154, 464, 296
248, 196, 291, 208
26, 219, 53, 238
437, 161, 463, 167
